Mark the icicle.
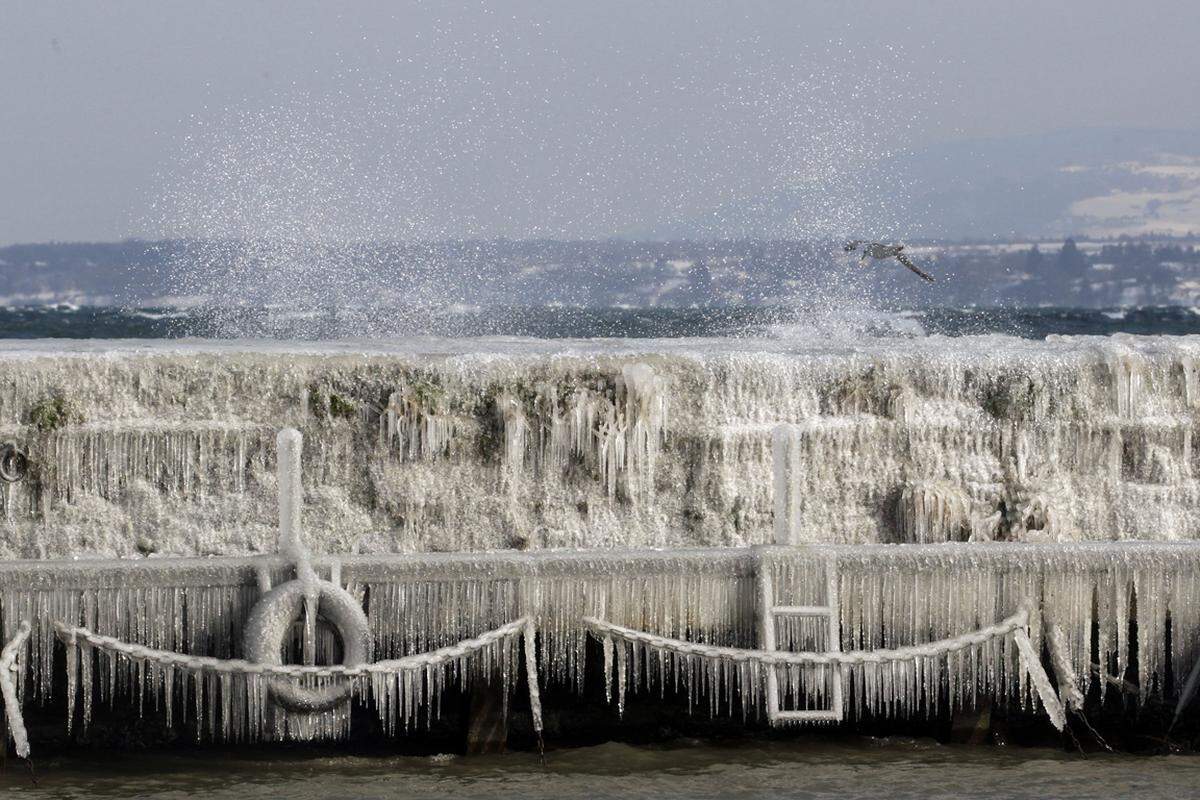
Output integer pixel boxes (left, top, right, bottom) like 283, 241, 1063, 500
602, 634, 614, 702
495, 392, 529, 473
616, 641, 628, 716
895, 482, 971, 543
1110, 351, 1144, 418
64, 630, 78, 735
381, 381, 461, 461
79, 639, 93, 734
1047, 625, 1083, 710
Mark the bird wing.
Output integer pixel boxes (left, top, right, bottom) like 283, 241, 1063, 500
895, 252, 935, 283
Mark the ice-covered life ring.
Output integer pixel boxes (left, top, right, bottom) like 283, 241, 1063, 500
243, 577, 372, 713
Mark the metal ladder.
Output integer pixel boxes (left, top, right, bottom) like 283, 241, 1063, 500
757, 554, 844, 723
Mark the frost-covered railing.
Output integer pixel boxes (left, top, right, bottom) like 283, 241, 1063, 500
4, 541, 1200, 718
586, 605, 1068, 730
0, 546, 755, 706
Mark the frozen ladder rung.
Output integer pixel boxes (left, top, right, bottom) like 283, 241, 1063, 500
757, 555, 844, 725
772, 709, 842, 722
771, 605, 832, 617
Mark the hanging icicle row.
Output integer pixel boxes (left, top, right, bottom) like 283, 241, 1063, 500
54, 617, 542, 743
585, 606, 1068, 731
4, 541, 1200, 717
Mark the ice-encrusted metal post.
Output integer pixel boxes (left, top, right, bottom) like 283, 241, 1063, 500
277, 428, 305, 565
756, 550, 780, 724
772, 425, 801, 545
0, 621, 31, 758
276, 427, 319, 666
1012, 606, 1067, 731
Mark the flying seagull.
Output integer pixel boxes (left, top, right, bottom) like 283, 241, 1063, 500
843, 241, 935, 283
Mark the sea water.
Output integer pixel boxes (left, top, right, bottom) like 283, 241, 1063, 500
2, 739, 1197, 799
7, 304, 1200, 339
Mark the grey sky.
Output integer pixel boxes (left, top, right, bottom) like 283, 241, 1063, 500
2, 0, 1198, 244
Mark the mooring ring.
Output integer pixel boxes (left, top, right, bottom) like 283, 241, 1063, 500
243, 577, 372, 714
0, 445, 28, 483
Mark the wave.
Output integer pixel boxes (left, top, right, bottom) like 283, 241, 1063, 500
0, 305, 1199, 340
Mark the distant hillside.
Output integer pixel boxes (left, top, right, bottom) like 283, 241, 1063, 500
900, 128, 1200, 239
0, 241, 170, 306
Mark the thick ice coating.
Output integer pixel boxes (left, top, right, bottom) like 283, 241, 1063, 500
0, 334, 1199, 558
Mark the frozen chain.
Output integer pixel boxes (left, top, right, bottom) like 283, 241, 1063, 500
584, 608, 1030, 666
55, 618, 529, 678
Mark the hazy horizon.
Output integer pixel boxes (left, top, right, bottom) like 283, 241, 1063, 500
4, 1, 1200, 245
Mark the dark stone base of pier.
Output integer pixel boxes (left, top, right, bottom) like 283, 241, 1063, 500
464, 684, 509, 755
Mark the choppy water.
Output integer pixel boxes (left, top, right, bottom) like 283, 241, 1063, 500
2, 740, 1196, 799
7, 304, 1200, 339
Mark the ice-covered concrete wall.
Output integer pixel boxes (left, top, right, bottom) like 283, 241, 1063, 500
0, 334, 1198, 558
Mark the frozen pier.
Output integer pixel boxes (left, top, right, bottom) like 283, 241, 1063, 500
1, 335, 1200, 751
